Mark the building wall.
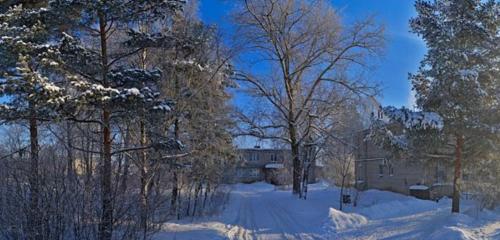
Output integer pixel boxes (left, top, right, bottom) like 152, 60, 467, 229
356, 159, 430, 195
237, 148, 290, 168
235, 167, 264, 183
354, 129, 453, 198
233, 147, 318, 185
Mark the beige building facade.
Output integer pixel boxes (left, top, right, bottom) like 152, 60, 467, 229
354, 129, 453, 200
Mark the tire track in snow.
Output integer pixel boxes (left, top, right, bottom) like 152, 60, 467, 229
266, 198, 325, 240
226, 193, 256, 240
263, 198, 296, 240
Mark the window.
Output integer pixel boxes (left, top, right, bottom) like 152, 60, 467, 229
249, 153, 259, 161
379, 164, 384, 177
249, 169, 260, 177
436, 161, 446, 183
270, 154, 276, 162
389, 165, 394, 176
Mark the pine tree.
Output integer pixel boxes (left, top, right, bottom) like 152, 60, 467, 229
379, 0, 500, 213
0, 4, 68, 239
1, 1, 185, 239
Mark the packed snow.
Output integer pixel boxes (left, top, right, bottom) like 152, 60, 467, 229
157, 182, 500, 240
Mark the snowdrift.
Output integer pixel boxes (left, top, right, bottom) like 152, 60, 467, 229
324, 208, 368, 231
356, 189, 438, 219
429, 226, 476, 240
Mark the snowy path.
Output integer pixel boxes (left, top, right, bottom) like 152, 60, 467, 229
224, 189, 326, 240
157, 182, 500, 240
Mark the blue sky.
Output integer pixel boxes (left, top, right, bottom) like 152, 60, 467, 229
199, 0, 427, 109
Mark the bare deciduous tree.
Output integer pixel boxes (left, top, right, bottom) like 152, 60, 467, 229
232, 0, 384, 196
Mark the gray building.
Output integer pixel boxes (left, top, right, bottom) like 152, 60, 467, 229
234, 146, 318, 185
354, 128, 453, 200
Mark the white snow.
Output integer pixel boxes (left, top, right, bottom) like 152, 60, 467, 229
157, 182, 500, 240
325, 208, 368, 231
152, 103, 172, 112
264, 163, 284, 169
124, 87, 141, 96
383, 106, 444, 130
409, 185, 430, 190
42, 83, 62, 93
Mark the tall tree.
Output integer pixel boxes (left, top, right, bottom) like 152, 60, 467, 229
232, 0, 383, 196
409, 0, 499, 213
7, 1, 185, 239
157, 11, 236, 217
0, 4, 67, 239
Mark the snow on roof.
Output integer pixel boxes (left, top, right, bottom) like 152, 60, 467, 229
431, 183, 452, 187
265, 163, 284, 169
409, 185, 429, 190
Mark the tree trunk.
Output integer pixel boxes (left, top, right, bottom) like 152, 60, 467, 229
192, 181, 202, 217
202, 182, 210, 211
120, 125, 131, 193
452, 134, 463, 213
170, 171, 179, 216
339, 176, 345, 211
170, 67, 181, 215
291, 141, 301, 196
100, 109, 113, 240
28, 115, 42, 240
66, 121, 75, 178
139, 120, 149, 240
185, 183, 194, 217
302, 161, 310, 200
176, 180, 182, 220
98, 11, 113, 240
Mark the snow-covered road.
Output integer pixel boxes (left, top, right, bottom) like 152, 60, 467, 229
224, 185, 326, 240
157, 182, 500, 240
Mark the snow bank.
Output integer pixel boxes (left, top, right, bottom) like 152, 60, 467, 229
355, 189, 437, 219
232, 182, 275, 193
356, 200, 436, 220
429, 226, 477, 240
306, 181, 330, 191
427, 214, 477, 240
324, 208, 368, 231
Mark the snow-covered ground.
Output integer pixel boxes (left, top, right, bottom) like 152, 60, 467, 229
156, 182, 500, 240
